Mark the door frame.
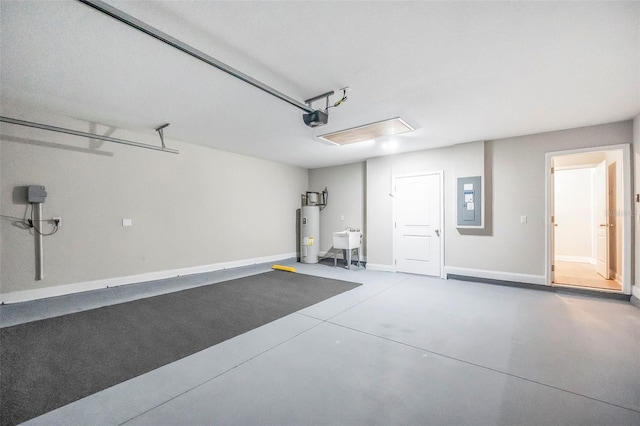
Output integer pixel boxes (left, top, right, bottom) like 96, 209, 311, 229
544, 144, 632, 294
392, 170, 445, 278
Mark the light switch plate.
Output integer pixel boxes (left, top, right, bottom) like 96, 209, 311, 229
122, 218, 133, 227
520, 215, 527, 224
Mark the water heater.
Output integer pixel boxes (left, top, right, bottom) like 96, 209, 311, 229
300, 205, 320, 263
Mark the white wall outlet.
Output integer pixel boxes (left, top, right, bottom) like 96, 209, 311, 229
341, 215, 345, 221
520, 215, 527, 224
122, 218, 133, 227
53, 217, 62, 226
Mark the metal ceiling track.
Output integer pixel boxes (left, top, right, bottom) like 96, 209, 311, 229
0, 116, 179, 154
77, 0, 315, 114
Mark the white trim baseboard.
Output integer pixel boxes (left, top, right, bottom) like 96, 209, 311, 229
0, 252, 296, 304
555, 255, 594, 264
632, 285, 640, 301
445, 266, 547, 286
366, 263, 395, 272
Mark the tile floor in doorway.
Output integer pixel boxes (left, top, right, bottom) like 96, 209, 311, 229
555, 260, 622, 291
2, 260, 639, 425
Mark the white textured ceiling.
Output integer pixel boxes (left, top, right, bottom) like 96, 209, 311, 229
1, 1, 638, 169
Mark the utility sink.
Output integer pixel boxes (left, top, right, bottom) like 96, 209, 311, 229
333, 231, 361, 249
332, 231, 362, 269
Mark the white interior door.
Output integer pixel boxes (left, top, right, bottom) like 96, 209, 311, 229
393, 174, 442, 276
594, 160, 609, 279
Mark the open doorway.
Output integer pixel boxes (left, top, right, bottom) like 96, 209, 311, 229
550, 149, 624, 292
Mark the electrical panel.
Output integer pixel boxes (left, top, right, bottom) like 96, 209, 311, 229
27, 185, 47, 203
457, 177, 481, 227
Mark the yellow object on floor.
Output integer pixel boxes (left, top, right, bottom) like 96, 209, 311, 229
272, 265, 296, 273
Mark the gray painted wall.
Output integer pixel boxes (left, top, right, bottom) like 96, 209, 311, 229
465, 122, 631, 276
0, 112, 308, 296
367, 147, 456, 268
308, 162, 366, 257
364, 121, 632, 277
365, 141, 486, 270
2, 113, 634, 299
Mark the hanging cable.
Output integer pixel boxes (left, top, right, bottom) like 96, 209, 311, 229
28, 204, 59, 236
324, 89, 348, 112
320, 187, 329, 211
333, 89, 348, 108
0, 214, 25, 221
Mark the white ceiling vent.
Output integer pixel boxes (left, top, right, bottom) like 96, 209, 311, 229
318, 117, 415, 146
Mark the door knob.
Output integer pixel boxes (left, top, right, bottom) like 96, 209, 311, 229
435, 229, 440, 237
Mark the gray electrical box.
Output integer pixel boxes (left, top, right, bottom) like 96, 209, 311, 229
27, 185, 47, 203
457, 177, 481, 227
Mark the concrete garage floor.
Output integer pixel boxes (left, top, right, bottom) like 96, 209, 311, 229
3, 260, 639, 425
